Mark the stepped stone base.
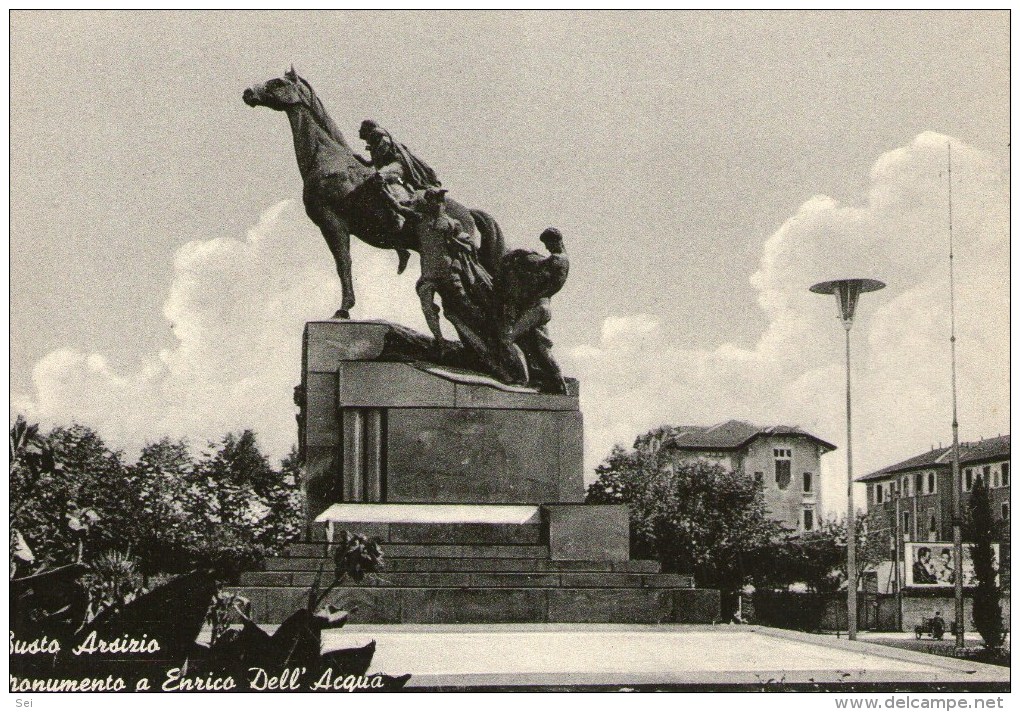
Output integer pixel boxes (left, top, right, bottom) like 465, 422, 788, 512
233, 586, 720, 625
258, 322, 724, 625
231, 514, 720, 625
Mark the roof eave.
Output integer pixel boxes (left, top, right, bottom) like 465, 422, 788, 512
747, 431, 837, 453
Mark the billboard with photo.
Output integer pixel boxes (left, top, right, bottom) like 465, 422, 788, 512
904, 542, 999, 588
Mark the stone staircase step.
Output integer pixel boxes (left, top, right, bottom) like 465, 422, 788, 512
542, 558, 660, 571
384, 557, 661, 573
259, 553, 661, 575
382, 543, 551, 558
301, 521, 543, 545
238, 569, 692, 589
285, 524, 543, 557
283, 543, 330, 558
389, 523, 543, 545
267, 544, 548, 569
386, 556, 550, 572
228, 586, 719, 625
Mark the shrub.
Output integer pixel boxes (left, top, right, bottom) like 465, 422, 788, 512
966, 476, 1005, 650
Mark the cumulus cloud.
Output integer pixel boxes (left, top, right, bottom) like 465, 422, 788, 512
15, 199, 427, 461
16, 133, 1008, 520
565, 133, 1008, 515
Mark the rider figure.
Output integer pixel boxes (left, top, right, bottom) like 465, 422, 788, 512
357, 120, 442, 191
357, 120, 443, 274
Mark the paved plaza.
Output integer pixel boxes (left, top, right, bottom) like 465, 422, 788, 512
324, 624, 1010, 689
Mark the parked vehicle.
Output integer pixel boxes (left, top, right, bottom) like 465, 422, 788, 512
915, 615, 960, 640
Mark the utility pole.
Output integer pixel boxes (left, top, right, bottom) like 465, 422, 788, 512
893, 482, 903, 631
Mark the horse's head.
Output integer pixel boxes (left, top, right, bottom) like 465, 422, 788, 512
243, 66, 310, 111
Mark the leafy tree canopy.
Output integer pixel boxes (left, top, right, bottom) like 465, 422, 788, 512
587, 440, 785, 591
10, 417, 302, 581
586, 429, 887, 595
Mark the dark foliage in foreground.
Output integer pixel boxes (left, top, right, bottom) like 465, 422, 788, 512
10, 531, 409, 691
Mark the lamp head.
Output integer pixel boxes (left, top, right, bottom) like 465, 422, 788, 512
810, 278, 886, 329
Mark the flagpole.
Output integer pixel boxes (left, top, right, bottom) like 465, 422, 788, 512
947, 143, 965, 647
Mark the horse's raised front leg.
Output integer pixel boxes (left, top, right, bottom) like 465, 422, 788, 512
310, 208, 355, 319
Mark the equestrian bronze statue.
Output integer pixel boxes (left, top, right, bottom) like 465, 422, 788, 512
244, 68, 568, 393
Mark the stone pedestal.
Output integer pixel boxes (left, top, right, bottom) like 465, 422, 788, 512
299, 320, 583, 520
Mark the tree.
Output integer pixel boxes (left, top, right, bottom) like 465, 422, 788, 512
11, 416, 303, 582
851, 512, 891, 591
586, 445, 651, 505
11, 421, 141, 569
966, 476, 1004, 649
129, 437, 201, 576
587, 441, 785, 596
196, 432, 261, 528
751, 518, 845, 593
10, 416, 69, 571
751, 513, 887, 593
45, 424, 141, 558
276, 446, 307, 539
195, 431, 301, 551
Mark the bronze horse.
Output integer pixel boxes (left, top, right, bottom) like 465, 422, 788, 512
243, 68, 504, 319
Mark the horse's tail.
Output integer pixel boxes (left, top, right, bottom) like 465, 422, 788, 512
470, 208, 505, 277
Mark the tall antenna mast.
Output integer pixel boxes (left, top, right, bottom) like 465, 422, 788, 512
948, 142, 965, 647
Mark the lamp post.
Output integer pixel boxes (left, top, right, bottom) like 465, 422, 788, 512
811, 278, 886, 640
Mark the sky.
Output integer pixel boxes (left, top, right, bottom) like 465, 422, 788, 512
10, 11, 1010, 517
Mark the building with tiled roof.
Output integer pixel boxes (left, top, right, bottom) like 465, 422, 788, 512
857, 434, 1010, 545
635, 420, 837, 533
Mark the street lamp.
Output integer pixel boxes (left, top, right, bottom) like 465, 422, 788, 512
810, 277, 886, 641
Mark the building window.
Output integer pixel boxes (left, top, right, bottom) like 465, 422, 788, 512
963, 468, 973, 492
915, 472, 924, 494
774, 449, 791, 490
1002, 462, 1009, 487
803, 508, 814, 531
803, 472, 812, 493
928, 511, 937, 541
982, 465, 991, 488
901, 475, 912, 497
927, 472, 937, 495
1002, 503, 1010, 520
754, 471, 764, 489
875, 484, 884, 504
902, 512, 911, 541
